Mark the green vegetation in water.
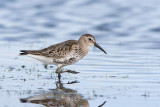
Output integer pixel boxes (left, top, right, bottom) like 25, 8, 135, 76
122, 75, 129, 78
21, 65, 25, 68
44, 64, 48, 69
37, 73, 40, 78
7, 66, 15, 72
3, 75, 5, 79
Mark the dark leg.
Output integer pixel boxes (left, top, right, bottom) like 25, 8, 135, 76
55, 67, 62, 73
55, 67, 62, 79
57, 73, 61, 80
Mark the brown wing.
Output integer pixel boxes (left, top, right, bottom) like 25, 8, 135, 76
24, 40, 78, 59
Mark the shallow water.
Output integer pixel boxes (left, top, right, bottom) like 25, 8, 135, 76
0, 0, 160, 107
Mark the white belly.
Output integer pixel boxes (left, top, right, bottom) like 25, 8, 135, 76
27, 54, 54, 64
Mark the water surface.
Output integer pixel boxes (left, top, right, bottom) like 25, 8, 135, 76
0, 0, 160, 107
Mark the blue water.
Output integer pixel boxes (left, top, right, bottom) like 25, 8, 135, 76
0, 0, 160, 107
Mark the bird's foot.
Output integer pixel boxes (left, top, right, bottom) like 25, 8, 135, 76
55, 68, 79, 74
62, 70, 79, 74
55, 70, 63, 74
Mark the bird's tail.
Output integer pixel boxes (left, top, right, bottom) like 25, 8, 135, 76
20, 98, 27, 103
19, 50, 30, 55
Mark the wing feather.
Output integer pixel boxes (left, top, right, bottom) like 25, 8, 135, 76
27, 40, 78, 59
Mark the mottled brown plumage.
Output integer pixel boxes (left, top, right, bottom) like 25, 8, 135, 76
20, 34, 106, 73
22, 40, 78, 58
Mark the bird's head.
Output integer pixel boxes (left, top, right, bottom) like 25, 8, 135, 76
79, 34, 107, 54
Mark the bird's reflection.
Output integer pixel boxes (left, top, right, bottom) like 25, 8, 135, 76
20, 75, 89, 107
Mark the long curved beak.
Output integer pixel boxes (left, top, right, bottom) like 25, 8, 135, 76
94, 43, 107, 54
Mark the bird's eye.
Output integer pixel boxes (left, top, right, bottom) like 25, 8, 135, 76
88, 38, 92, 41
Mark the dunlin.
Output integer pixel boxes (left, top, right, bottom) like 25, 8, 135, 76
20, 34, 106, 73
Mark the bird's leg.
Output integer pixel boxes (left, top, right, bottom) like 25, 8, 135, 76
58, 73, 61, 80
55, 67, 62, 79
55, 67, 61, 73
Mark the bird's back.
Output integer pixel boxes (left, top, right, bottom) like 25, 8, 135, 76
20, 40, 77, 58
